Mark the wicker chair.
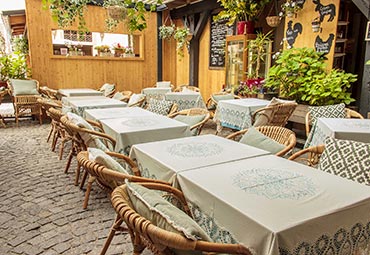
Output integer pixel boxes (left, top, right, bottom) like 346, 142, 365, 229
305, 108, 364, 137
98, 83, 116, 98
7, 79, 43, 127
60, 115, 116, 186
252, 102, 298, 127
101, 182, 253, 255
47, 107, 70, 160
0, 89, 9, 127
112, 90, 133, 103
206, 92, 240, 118
128, 94, 146, 107
174, 85, 200, 92
39, 86, 58, 99
227, 126, 297, 157
77, 151, 169, 209
288, 145, 325, 167
37, 98, 62, 144
168, 108, 211, 135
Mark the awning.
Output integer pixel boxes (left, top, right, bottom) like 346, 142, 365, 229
352, 0, 369, 19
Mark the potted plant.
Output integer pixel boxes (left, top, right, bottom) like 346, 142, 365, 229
235, 78, 264, 97
112, 43, 125, 57
123, 46, 135, 57
214, 0, 271, 35
158, 24, 175, 40
279, 0, 302, 18
174, 27, 190, 57
94, 45, 112, 57
264, 47, 356, 106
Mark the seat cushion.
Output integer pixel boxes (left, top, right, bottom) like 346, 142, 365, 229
88, 148, 128, 174
99, 83, 115, 97
318, 137, 370, 185
112, 92, 125, 101
239, 127, 285, 154
147, 98, 173, 115
10, 79, 39, 96
211, 94, 234, 102
128, 93, 145, 106
66, 112, 107, 151
156, 81, 171, 88
174, 115, 206, 135
126, 181, 212, 243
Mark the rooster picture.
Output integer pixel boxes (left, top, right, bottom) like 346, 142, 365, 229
286, 21, 303, 48
314, 34, 335, 54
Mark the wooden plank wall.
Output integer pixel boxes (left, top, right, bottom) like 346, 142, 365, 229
25, 0, 158, 93
283, 0, 340, 69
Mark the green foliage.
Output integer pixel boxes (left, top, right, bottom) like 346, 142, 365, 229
214, 0, 271, 25
174, 27, 190, 57
247, 30, 272, 79
265, 47, 356, 106
12, 36, 29, 55
158, 24, 175, 40
0, 53, 30, 81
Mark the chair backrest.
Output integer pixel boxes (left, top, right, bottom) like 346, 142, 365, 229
37, 97, 62, 112
155, 81, 172, 88
112, 90, 133, 102
227, 126, 296, 157
77, 151, 169, 191
127, 93, 146, 107
252, 102, 298, 127
288, 145, 325, 167
39, 86, 58, 99
98, 83, 116, 97
8, 79, 40, 96
169, 108, 211, 135
110, 183, 253, 255
174, 85, 200, 93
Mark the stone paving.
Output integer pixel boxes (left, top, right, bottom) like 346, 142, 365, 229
0, 118, 162, 255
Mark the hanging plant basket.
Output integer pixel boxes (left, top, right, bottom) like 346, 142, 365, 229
107, 6, 127, 21
266, 16, 281, 27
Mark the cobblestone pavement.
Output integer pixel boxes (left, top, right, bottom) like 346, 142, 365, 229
0, 119, 163, 255
0, 117, 227, 255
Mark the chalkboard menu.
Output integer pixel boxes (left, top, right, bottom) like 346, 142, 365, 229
209, 15, 234, 69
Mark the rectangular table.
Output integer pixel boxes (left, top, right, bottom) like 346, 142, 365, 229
142, 87, 172, 101
164, 92, 206, 111
129, 134, 270, 185
177, 154, 370, 255
308, 118, 370, 147
100, 115, 191, 155
84, 107, 155, 122
62, 96, 127, 117
214, 98, 269, 131
58, 88, 103, 97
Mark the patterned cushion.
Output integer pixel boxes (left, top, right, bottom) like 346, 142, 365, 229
88, 148, 128, 174
112, 92, 125, 101
126, 181, 212, 244
10, 79, 39, 96
318, 137, 370, 185
239, 127, 285, 154
156, 81, 171, 88
66, 112, 107, 151
146, 98, 173, 115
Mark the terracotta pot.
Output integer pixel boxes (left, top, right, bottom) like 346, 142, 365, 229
236, 21, 254, 35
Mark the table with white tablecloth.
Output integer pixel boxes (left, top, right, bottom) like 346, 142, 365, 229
84, 107, 155, 122
177, 154, 370, 255
129, 134, 270, 185
141, 87, 172, 101
100, 115, 191, 155
308, 118, 370, 147
58, 88, 103, 97
214, 98, 269, 131
62, 96, 127, 117
164, 92, 206, 110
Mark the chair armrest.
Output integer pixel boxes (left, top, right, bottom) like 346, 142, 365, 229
288, 145, 325, 167
105, 151, 141, 176
225, 129, 249, 140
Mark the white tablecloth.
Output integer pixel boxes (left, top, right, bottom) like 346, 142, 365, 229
58, 88, 103, 97
101, 115, 191, 155
164, 92, 206, 110
62, 96, 127, 117
214, 98, 269, 130
84, 107, 155, 122
141, 87, 172, 101
129, 134, 270, 185
177, 154, 370, 255
308, 118, 370, 147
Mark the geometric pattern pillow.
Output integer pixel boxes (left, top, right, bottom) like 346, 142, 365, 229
146, 98, 173, 115
308, 103, 346, 125
318, 137, 370, 186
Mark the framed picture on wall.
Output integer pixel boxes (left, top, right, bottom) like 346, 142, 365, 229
365, 21, 370, 41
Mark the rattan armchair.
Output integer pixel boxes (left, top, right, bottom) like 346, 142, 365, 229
112, 90, 133, 103
0, 89, 9, 127
206, 92, 240, 118
39, 86, 58, 99
305, 108, 364, 137
7, 79, 43, 127
98, 83, 116, 98
252, 102, 298, 127
174, 85, 200, 92
288, 145, 325, 167
47, 107, 70, 160
101, 182, 253, 255
128, 94, 146, 107
168, 108, 211, 135
60, 115, 116, 186
227, 126, 297, 157
77, 151, 169, 209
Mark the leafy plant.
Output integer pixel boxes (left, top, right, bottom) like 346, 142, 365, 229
247, 30, 272, 79
279, 0, 302, 17
158, 24, 175, 40
0, 53, 30, 82
12, 37, 29, 55
174, 27, 190, 57
214, 0, 271, 25
265, 47, 356, 106
94, 45, 111, 53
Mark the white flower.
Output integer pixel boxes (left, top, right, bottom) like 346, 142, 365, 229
287, 45, 292, 49
291, 2, 296, 7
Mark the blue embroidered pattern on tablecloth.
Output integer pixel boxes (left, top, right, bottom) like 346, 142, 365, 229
232, 168, 317, 200
166, 142, 223, 158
